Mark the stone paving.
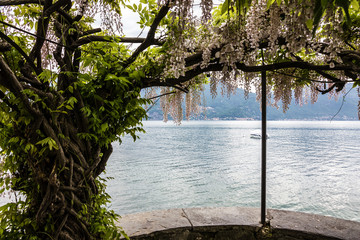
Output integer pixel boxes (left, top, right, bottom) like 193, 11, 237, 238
116, 207, 360, 240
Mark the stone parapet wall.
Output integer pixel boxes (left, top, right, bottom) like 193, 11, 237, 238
116, 207, 360, 240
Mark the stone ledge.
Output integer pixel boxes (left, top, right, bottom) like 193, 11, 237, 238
268, 209, 360, 240
116, 207, 360, 240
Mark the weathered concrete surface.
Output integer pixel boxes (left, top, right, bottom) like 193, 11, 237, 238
268, 209, 360, 240
184, 207, 261, 227
116, 207, 360, 240
117, 208, 191, 237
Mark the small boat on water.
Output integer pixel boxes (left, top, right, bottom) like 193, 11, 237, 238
250, 130, 269, 139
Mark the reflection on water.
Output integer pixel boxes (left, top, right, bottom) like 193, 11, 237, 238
105, 121, 360, 222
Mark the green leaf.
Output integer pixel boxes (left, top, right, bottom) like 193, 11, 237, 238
353, 79, 360, 87
24, 143, 32, 153
351, 0, 359, 11
118, 76, 131, 84
312, 0, 326, 35
105, 74, 118, 81
125, 4, 134, 11
81, 106, 91, 117
267, 0, 276, 9
68, 97, 78, 108
8, 137, 19, 144
306, 19, 313, 31
221, 0, 229, 15
36, 137, 59, 151
100, 123, 109, 132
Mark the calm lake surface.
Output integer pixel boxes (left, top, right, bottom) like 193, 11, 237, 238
105, 121, 360, 222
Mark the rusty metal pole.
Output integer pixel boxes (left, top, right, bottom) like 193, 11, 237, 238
261, 70, 267, 225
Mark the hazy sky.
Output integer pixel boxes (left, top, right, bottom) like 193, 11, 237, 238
121, 1, 142, 37
121, 0, 224, 37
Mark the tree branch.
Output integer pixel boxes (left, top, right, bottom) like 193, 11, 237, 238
236, 60, 353, 72
0, 41, 11, 52
0, 30, 39, 74
42, 117, 67, 168
143, 60, 355, 88
0, 0, 44, 6
71, 35, 163, 49
22, 83, 54, 101
93, 144, 112, 178
0, 55, 41, 116
122, 3, 171, 69
29, 0, 71, 67
0, 19, 66, 49
28, 0, 52, 64
79, 28, 102, 37
56, 8, 75, 25
315, 69, 345, 93
271, 69, 355, 84
18, 75, 43, 87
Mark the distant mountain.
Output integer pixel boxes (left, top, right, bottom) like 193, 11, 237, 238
146, 85, 359, 121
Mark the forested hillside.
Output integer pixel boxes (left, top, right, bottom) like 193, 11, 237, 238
147, 86, 359, 121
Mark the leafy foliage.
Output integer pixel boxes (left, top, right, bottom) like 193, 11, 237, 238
0, 0, 359, 239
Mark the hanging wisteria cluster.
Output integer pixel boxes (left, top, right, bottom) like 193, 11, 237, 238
155, 0, 358, 122
1, 0, 357, 124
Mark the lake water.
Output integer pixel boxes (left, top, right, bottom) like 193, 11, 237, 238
1, 120, 359, 222
106, 121, 360, 222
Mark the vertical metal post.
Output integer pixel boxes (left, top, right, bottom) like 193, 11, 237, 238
261, 70, 267, 225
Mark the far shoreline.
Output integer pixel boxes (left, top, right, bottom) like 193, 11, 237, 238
145, 118, 360, 121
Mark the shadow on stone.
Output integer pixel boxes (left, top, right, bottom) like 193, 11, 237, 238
117, 207, 360, 240
127, 225, 343, 240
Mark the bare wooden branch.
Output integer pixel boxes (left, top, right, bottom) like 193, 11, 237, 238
143, 59, 356, 88
0, 19, 66, 50
29, 0, 71, 67
0, 41, 11, 52
93, 144, 113, 178
66, 207, 93, 239
54, 214, 69, 240
70, 36, 161, 49
0, 0, 44, 6
56, 8, 75, 24
0, 56, 43, 116
79, 28, 102, 37
67, 140, 90, 169
122, 3, 171, 69
22, 84, 54, 100
42, 118, 67, 167
0, 30, 39, 74
36, 163, 59, 224
18, 75, 42, 86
